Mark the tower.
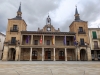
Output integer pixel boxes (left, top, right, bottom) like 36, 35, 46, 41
69, 6, 91, 61
2, 3, 27, 61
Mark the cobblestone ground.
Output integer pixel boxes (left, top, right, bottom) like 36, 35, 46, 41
0, 61, 100, 75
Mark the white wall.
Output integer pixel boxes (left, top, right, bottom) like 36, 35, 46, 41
0, 33, 5, 50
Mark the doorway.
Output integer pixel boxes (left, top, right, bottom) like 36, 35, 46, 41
32, 51, 37, 60
45, 51, 51, 60
59, 51, 65, 60
80, 49, 87, 61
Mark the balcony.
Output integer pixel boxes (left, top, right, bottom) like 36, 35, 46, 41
93, 45, 100, 49
10, 27, 19, 32
78, 29, 86, 34
8, 41, 16, 45
78, 42, 88, 47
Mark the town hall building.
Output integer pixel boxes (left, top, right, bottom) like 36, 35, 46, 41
2, 4, 93, 61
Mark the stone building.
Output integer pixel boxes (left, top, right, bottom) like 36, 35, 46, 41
0, 32, 5, 60
89, 28, 100, 61
2, 4, 92, 61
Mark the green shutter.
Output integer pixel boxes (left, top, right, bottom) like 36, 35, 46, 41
92, 31, 97, 39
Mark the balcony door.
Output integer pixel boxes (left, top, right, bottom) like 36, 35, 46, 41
94, 41, 98, 49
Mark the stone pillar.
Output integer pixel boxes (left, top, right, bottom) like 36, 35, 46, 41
42, 47, 44, 61
75, 47, 78, 61
21, 35, 23, 45
54, 35, 55, 45
2, 46, 9, 61
77, 47, 80, 61
65, 48, 67, 61
87, 47, 92, 61
54, 48, 55, 61
30, 47, 32, 61
94, 51, 98, 60
31, 35, 33, 45
15, 47, 20, 61
43, 35, 44, 45
19, 48, 21, 61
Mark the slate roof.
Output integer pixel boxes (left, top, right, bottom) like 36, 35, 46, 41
21, 31, 76, 35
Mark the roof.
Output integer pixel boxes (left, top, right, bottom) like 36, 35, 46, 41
0, 32, 5, 37
11, 16, 22, 20
21, 31, 76, 35
88, 28, 100, 30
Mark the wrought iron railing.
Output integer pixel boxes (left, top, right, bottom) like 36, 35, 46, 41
10, 27, 19, 32
78, 29, 86, 34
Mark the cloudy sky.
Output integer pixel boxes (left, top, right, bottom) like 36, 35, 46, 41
0, 0, 100, 34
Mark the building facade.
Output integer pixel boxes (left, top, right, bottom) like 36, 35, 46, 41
89, 28, 100, 61
2, 4, 92, 61
0, 32, 5, 60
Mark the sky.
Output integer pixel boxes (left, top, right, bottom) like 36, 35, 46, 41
0, 0, 100, 34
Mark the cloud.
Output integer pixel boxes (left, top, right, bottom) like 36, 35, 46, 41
0, 0, 100, 34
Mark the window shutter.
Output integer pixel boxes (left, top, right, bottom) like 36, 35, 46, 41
92, 31, 97, 39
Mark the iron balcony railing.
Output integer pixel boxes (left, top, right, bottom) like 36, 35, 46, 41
78, 29, 86, 34
93, 45, 100, 49
10, 27, 19, 32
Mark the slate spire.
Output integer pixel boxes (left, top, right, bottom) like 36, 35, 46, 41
18, 2, 21, 12
16, 2, 22, 18
75, 6, 80, 21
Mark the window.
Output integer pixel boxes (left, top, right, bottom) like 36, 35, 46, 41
79, 27, 83, 32
13, 25, 17, 30
47, 40, 50, 45
11, 37, 16, 44
80, 38, 84, 45
34, 40, 38, 45
92, 31, 97, 39
47, 27, 51, 31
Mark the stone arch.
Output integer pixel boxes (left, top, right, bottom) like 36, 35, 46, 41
59, 51, 65, 60
8, 48, 16, 61
32, 50, 38, 60
80, 49, 87, 61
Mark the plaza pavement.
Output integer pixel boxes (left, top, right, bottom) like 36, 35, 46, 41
0, 61, 100, 75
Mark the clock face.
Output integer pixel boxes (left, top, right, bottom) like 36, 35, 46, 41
47, 27, 51, 31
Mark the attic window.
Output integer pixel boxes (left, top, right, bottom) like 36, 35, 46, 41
47, 27, 51, 31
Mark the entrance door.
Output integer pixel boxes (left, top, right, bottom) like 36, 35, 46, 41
45, 51, 51, 60
9, 48, 16, 61
80, 49, 87, 61
32, 51, 37, 60
59, 51, 65, 60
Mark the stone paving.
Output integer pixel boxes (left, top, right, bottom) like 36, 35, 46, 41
0, 61, 100, 75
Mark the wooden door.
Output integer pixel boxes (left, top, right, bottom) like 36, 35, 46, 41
59, 51, 65, 60
32, 51, 37, 59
